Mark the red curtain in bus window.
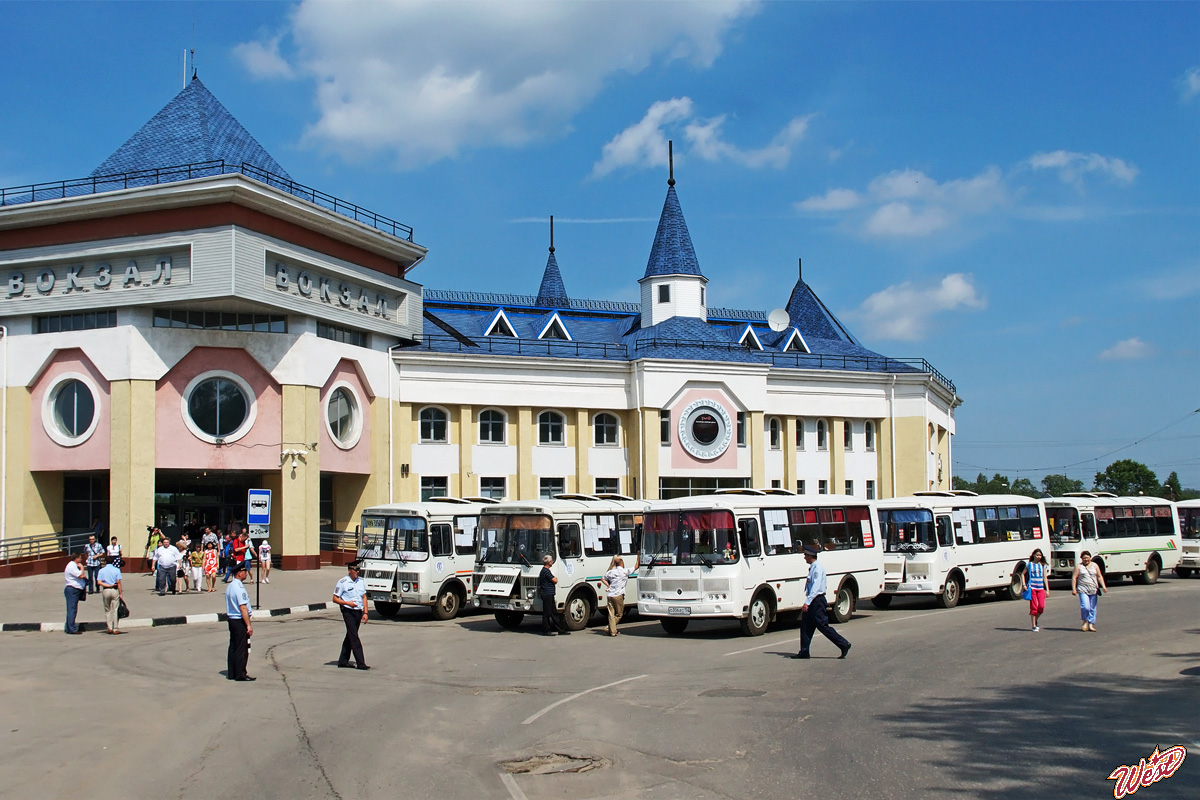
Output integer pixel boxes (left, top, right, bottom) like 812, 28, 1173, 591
819, 508, 833, 523
831, 508, 845, 522
1153, 506, 1171, 517
1118, 507, 1134, 518
1095, 508, 1114, 520
791, 509, 818, 524
645, 513, 675, 532
1135, 506, 1151, 517
681, 510, 735, 531
846, 506, 873, 547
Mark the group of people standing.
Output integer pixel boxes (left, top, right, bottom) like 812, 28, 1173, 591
144, 526, 272, 596
1024, 548, 1108, 633
63, 550, 126, 635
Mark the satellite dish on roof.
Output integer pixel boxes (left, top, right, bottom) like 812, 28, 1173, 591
767, 308, 789, 332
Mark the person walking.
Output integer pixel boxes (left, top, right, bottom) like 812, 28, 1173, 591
188, 544, 204, 595
225, 563, 254, 681
202, 542, 219, 592
63, 552, 87, 635
538, 555, 571, 636
84, 534, 104, 594
96, 555, 125, 635
105, 535, 123, 569
1071, 550, 1107, 632
1025, 548, 1050, 632
258, 538, 272, 584
332, 562, 370, 670
153, 538, 181, 596
793, 545, 850, 659
143, 527, 161, 570
221, 534, 235, 582
600, 555, 629, 637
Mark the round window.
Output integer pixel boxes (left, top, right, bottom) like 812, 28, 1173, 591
325, 385, 362, 449
42, 373, 101, 446
691, 413, 719, 445
181, 371, 256, 443
677, 399, 733, 460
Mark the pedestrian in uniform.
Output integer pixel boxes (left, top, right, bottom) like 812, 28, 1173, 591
63, 552, 87, 635
84, 534, 104, 594
225, 563, 254, 681
793, 545, 851, 659
332, 562, 370, 670
96, 555, 125, 635
600, 555, 629, 637
538, 554, 571, 636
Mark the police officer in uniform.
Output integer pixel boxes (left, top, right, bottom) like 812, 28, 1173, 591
225, 563, 255, 681
333, 561, 370, 670
793, 545, 851, 660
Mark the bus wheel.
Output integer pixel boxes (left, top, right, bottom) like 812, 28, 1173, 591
830, 584, 856, 624
997, 571, 1023, 601
494, 610, 524, 630
431, 586, 462, 620
563, 593, 594, 631
871, 594, 893, 610
740, 594, 771, 636
1176, 567, 1194, 579
1133, 558, 1160, 585
937, 576, 962, 609
374, 601, 401, 619
660, 618, 689, 635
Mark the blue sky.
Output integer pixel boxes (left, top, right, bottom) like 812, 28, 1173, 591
2, 1, 1197, 488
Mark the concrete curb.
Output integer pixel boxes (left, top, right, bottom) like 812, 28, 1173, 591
1, 602, 332, 633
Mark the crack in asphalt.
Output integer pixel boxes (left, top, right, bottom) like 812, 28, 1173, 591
267, 639, 343, 800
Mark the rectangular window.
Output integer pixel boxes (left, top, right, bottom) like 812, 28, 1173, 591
658, 477, 750, 499
866, 480, 876, 500
583, 513, 639, 556
818, 480, 828, 495
539, 477, 565, 499
660, 410, 671, 445
37, 309, 118, 334
557, 523, 582, 559
770, 480, 781, 489
736, 412, 746, 446
420, 476, 448, 502
594, 477, 620, 495
658, 285, 670, 304
796, 480, 806, 495
845, 480, 854, 496
479, 477, 506, 500
844, 422, 854, 451
151, 309, 286, 334
316, 321, 366, 347
430, 523, 453, 557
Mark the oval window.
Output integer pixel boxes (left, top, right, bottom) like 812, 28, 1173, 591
54, 379, 95, 438
188, 377, 248, 438
327, 387, 358, 447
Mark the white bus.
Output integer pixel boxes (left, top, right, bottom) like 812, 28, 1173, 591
1176, 499, 1200, 578
638, 491, 883, 636
472, 496, 646, 631
358, 497, 499, 620
873, 492, 1048, 609
1044, 493, 1181, 584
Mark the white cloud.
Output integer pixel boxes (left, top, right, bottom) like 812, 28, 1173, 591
1136, 264, 1200, 301
232, 35, 295, 80
592, 99, 810, 177
1099, 337, 1155, 360
236, 0, 759, 168
1027, 150, 1138, 186
797, 187, 861, 211
1181, 66, 1200, 102
846, 273, 986, 341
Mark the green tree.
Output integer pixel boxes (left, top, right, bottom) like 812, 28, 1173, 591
1041, 474, 1085, 497
1093, 459, 1159, 497
953, 472, 1019, 494
1163, 472, 1183, 501
1009, 477, 1041, 498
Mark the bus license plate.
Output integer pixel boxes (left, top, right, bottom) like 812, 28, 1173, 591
492, 602, 511, 610
667, 606, 691, 616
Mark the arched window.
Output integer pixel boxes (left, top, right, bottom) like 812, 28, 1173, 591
594, 413, 619, 446
816, 419, 828, 451
768, 417, 781, 450
796, 418, 806, 451
538, 410, 565, 445
479, 409, 507, 444
865, 420, 876, 451
420, 407, 448, 443
844, 420, 854, 451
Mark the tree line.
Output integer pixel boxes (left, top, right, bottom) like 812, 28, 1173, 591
952, 459, 1197, 501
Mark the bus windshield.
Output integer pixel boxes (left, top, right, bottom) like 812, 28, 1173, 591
1180, 508, 1200, 540
477, 514, 553, 565
642, 509, 738, 566
358, 516, 428, 561
878, 509, 937, 552
1046, 507, 1081, 543
359, 515, 387, 560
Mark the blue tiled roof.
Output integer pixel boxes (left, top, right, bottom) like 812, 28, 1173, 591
642, 185, 703, 279
535, 250, 569, 307
785, 279, 860, 345
91, 77, 292, 179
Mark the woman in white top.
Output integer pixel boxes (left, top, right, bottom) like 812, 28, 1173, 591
105, 536, 123, 569
1071, 550, 1107, 632
258, 540, 272, 584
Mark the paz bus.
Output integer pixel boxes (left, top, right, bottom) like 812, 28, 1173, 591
637, 490, 883, 636
1044, 493, 1181, 583
1176, 499, 1200, 578
873, 492, 1049, 608
357, 497, 499, 620
472, 495, 646, 631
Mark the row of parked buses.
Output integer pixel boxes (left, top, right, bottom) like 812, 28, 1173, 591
355, 490, 1192, 636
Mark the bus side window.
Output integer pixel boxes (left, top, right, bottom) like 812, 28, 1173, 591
936, 517, 953, 547
1081, 514, 1097, 540
430, 524, 453, 557
739, 518, 762, 557
558, 523, 582, 559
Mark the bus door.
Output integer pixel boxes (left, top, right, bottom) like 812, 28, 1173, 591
949, 508, 974, 573
1081, 512, 1097, 542
935, 515, 954, 579
737, 516, 764, 590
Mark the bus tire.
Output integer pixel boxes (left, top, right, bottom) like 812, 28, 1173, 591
1133, 557, 1160, 585
374, 601, 401, 619
563, 592, 594, 632
431, 585, 462, 620
871, 594, 893, 610
830, 582, 856, 624
740, 593, 771, 636
1176, 567, 1194, 579
937, 575, 962, 609
660, 618, 689, 635
494, 610, 524, 630
997, 569, 1023, 601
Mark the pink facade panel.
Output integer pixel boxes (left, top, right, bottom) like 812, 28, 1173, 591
670, 388, 741, 469
28, 349, 111, 472
155, 347, 282, 471
319, 359, 373, 475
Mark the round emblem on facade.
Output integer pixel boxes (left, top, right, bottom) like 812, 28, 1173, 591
677, 399, 733, 460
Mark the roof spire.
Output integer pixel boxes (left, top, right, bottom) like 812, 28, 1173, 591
798, 257, 802, 282
668, 140, 675, 187
536, 215, 569, 308
549, 215, 554, 254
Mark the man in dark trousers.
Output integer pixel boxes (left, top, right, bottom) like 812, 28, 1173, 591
793, 545, 851, 660
225, 563, 254, 681
538, 554, 571, 636
332, 561, 370, 669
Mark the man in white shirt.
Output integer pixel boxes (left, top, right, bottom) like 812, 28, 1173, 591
225, 563, 254, 681
600, 556, 630, 637
332, 562, 370, 670
63, 553, 86, 634
793, 545, 851, 660
153, 541, 181, 596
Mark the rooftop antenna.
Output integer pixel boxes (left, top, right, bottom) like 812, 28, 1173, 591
183, 49, 187, 89
668, 140, 675, 187
549, 215, 554, 254
191, 48, 196, 80
798, 257, 802, 282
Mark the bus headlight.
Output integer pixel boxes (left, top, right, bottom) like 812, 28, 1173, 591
641, 593, 656, 601
401, 582, 411, 592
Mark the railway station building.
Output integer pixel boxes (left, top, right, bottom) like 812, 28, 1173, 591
0, 78, 959, 570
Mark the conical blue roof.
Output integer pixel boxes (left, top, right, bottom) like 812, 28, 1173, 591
642, 185, 703, 279
785, 279, 860, 345
90, 77, 292, 179
535, 250, 569, 307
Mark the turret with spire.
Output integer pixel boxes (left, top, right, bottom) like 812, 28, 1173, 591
639, 141, 708, 328
535, 216, 569, 308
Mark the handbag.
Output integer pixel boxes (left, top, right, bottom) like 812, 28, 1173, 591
1020, 564, 1033, 601
117, 598, 130, 619
77, 585, 87, 602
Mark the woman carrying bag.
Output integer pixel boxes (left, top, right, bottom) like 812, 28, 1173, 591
1071, 550, 1107, 632
1024, 548, 1049, 632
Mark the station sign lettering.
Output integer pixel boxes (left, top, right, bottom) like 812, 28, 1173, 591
272, 261, 402, 321
5, 254, 181, 300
